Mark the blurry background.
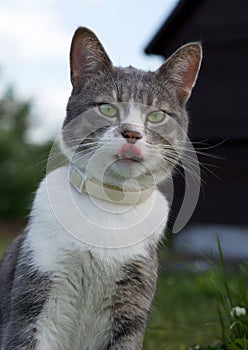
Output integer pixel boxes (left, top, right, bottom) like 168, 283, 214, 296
1, 1, 248, 348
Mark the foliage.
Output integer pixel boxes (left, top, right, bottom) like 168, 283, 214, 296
0, 87, 52, 220
143, 266, 222, 349
183, 240, 248, 350
206, 240, 248, 350
142, 245, 248, 350
189, 345, 225, 350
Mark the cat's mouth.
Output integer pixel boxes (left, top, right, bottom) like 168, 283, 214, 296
117, 144, 143, 162
116, 157, 142, 163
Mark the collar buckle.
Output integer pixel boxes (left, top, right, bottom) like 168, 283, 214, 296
69, 165, 85, 193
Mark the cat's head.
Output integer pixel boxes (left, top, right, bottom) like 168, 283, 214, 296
61, 27, 202, 190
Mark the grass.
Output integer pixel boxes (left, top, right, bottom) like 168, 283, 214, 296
144, 245, 248, 350
1, 235, 247, 350
144, 268, 222, 350
0, 235, 13, 258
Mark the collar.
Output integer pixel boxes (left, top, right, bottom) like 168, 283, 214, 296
68, 165, 155, 205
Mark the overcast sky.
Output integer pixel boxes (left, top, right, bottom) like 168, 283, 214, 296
0, 0, 178, 142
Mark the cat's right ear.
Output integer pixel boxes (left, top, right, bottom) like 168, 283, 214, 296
156, 42, 202, 105
70, 27, 113, 93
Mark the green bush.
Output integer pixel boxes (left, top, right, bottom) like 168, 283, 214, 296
0, 88, 52, 220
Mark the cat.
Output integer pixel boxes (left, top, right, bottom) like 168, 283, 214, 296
0, 27, 202, 350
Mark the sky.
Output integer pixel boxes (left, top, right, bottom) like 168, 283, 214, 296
0, 0, 178, 142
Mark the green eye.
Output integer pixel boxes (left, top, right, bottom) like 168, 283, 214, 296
99, 104, 118, 118
147, 111, 165, 123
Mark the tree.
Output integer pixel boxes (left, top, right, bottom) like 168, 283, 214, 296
0, 87, 52, 220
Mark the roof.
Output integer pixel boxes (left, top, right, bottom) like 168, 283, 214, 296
145, 0, 200, 56
144, 0, 248, 140
145, 0, 248, 57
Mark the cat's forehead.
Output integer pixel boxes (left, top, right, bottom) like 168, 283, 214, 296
113, 66, 154, 88
91, 66, 172, 107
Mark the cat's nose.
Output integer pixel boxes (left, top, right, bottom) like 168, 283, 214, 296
121, 130, 142, 144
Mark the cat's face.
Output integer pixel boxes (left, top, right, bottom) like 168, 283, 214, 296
61, 27, 202, 190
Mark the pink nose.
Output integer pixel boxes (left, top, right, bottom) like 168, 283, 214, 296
121, 130, 142, 143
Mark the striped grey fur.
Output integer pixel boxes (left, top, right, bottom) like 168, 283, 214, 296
0, 232, 51, 349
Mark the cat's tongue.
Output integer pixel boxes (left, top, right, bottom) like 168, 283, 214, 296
119, 143, 142, 160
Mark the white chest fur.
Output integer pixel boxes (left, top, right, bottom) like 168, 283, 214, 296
25, 166, 169, 349
34, 252, 122, 350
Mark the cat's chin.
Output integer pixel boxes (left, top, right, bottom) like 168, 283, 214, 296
98, 159, 156, 190
110, 157, 146, 175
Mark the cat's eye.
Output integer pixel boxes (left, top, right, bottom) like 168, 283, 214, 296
99, 104, 118, 118
147, 111, 165, 123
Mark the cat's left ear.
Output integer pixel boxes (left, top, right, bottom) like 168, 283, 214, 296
156, 42, 202, 105
70, 27, 113, 93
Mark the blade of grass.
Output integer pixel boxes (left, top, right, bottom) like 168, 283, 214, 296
216, 236, 233, 307
218, 306, 227, 345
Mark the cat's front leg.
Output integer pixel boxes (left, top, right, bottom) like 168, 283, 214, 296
105, 332, 144, 350
107, 247, 158, 350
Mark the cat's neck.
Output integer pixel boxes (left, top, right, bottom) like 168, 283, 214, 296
26, 166, 169, 268
69, 164, 155, 205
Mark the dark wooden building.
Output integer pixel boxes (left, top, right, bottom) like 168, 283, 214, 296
145, 0, 248, 227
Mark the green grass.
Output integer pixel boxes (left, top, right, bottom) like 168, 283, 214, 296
0, 235, 13, 258
144, 269, 223, 350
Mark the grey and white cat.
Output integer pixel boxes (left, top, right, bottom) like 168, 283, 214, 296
0, 27, 202, 350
